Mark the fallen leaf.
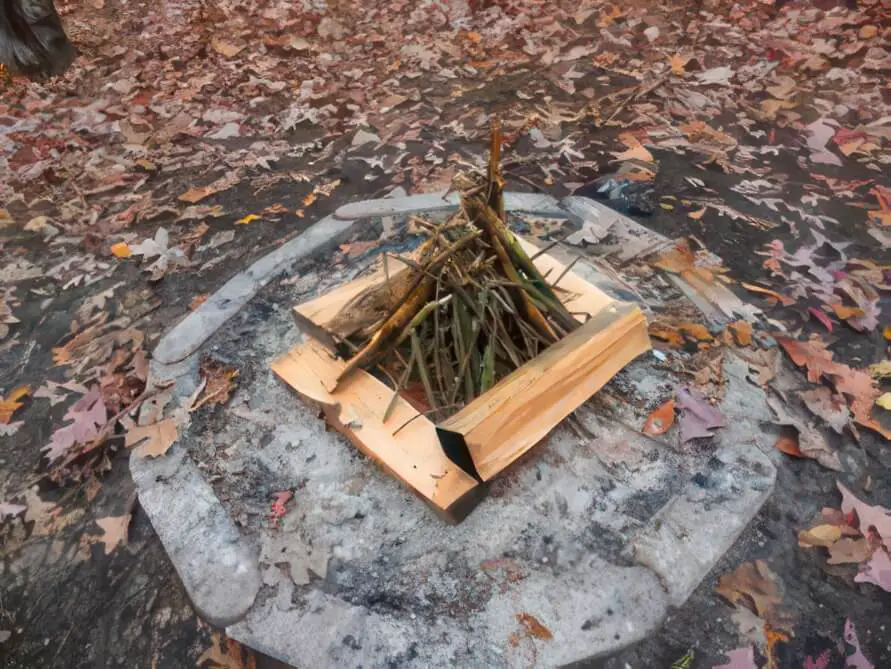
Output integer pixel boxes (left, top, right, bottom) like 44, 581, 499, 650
808, 307, 833, 332
669, 52, 693, 75
211, 36, 245, 58
303, 192, 317, 207
189, 294, 210, 310
869, 360, 891, 378
95, 514, 131, 555
0, 502, 26, 521
844, 619, 875, 669
774, 432, 803, 458
884, 326, 891, 341
696, 66, 733, 85
716, 560, 786, 628
875, 393, 891, 410
612, 143, 654, 163
827, 537, 873, 565
515, 613, 553, 640
643, 399, 675, 436
741, 283, 795, 306
676, 386, 725, 442
0, 385, 30, 424
125, 418, 179, 458
193, 358, 238, 410
776, 337, 835, 383
179, 186, 217, 204
797, 524, 842, 548
837, 482, 891, 547
110, 242, 132, 258
798, 387, 850, 435
712, 646, 756, 669
270, 491, 293, 520
43, 387, 107, 462
235, 214, 261, 225
830, 303, 864, 321
339, 240, 380, 258
854, 548, 891, 592
727, 321, 752, 346
197, 631, 257, 669
767, 395, 840, 470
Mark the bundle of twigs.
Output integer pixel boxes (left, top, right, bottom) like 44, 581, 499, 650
334, 123, 580, 420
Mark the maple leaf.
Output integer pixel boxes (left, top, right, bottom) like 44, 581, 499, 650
192, 358, 238, 410
43, 387, 107, 463
837, 482, 891, 548
125, 418, 179, 458
854, 548, 891, 592
0, 385, 29, 424
767, 396, 841, 471
716, 560, 792, 632
95, 514, 131, 555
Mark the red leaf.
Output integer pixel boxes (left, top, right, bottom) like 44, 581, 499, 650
643, 399, 675, 436
808, 307, 833, 332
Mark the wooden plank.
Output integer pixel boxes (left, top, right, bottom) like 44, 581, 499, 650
436, 302, 650, 481
271, 335, 481, 522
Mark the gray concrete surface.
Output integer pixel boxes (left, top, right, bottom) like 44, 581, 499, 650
132, 194, 779, 668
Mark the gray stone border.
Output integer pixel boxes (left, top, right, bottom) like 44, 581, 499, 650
133, 193, 776, 656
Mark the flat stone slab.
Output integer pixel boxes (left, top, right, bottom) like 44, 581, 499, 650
133, 193, 779, 667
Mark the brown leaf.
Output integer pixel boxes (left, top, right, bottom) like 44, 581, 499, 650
767, 395, 841, 470
0, 385, 29, 424
643, 399, 675, 436
776, 337, 835, 383
827, 537, 873, 565
95, 514, 131, 555
189, 294, 210, 311
516, 613, 553, 640
727, 320, 753, 346
211, 36, 246, 58
797, 387, 850, 435
193, 358, 239, 410
125, 419, 179, 458
716, 560, 787, 628
179, 186, 216, 204
198, 632, 257, 669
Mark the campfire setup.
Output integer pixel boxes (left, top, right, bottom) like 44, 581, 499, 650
273, 124, 651, 521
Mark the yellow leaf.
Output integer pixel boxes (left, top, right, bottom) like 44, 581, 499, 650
869, 360, 891, 378
876, 393, 891, 411
884, 325, 891, 341
110, 242, 132, 258
688, 207, 707, 220
797, 524, 842, 548
235, 214, 260, 225
660, 202, 674, 211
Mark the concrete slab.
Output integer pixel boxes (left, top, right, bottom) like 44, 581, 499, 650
132, 194, 779, 668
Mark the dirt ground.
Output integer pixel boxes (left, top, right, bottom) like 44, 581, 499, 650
2, 0, 890, 667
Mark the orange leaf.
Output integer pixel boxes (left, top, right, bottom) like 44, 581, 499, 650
110, 242, 132, 258
643, 399, 676, 436
516, 613, 553, 640
774, 432, 804, 458
830, 303, 865, 320
776, 337, 835, 383
189, 294, 209, 311
741, 282, 795, 306
669, 52, 691, 75
688, 207, 707, 220
0, 385, 30, 424
884, 325, 891, 341
178, 186, 216, 204
465, 31, 482, 43
303, 192, 317, 207
728, 320, 753, 346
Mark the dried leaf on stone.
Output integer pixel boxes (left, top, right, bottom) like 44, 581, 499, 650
643, 399, 675, 436
197, 631, 257, 669
515, 613, 553, 640
0, 385, 30, 424
727, 321, 752, 346
774, 432, 803, 458
741, 283, 795, 306
776, 337, 835, 383
676, 386, 725, 442
125, 418, 179, 458
797, 387, 850, 434
95, 514, 131, 555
